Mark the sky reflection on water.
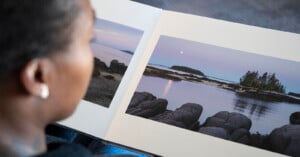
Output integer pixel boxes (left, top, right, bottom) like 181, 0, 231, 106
136, 76, 300, 134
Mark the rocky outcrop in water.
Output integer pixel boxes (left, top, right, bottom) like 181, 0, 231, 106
93, 58, 127, 77
290, 112, 300, 124
93, 58, 108, 77
151, 103, 203, 130
200, 111, 252, 144
198, 111, 300, 155
126, 92, 168, 118
203, 111, 252, 132
127, 92, 203, 130
127, 92, 156, 108
268, 125, 300, 157
126, 92, 300, 156
110, 59, 127, 75
128, 98, 168, 118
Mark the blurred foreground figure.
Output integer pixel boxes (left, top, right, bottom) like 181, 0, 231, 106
0, 0, 96, 156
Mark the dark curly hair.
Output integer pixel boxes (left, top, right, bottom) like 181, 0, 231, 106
0, 0, 82, 74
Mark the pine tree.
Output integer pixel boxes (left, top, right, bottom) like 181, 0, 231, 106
240, 71, 285, 93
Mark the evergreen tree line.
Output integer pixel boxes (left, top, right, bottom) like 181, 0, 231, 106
239, 71, 285, 93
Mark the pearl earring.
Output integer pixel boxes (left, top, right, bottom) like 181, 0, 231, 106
40, 84, 49, 99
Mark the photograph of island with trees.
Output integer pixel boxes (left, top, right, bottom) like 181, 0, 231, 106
126, 35, 300, 156
84, 18, 143, 108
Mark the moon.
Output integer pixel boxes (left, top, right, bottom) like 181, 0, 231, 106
180, 51, 184, 54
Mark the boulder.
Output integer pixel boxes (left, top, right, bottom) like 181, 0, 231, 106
151, 103, 203, 130
92, 58, 108, 77
109, 59, 127, 75
127, 92, 156, 108
290, 112, 300, 124
203, 111, 252, 133
268, 125, 300, 156
127, 92, 203, 130
230, 128, 251, 144
199, 127, 230, 140
172, 103, 203, 125
126, 98, 168, 118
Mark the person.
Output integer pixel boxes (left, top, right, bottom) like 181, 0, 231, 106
0, 0, 136, 157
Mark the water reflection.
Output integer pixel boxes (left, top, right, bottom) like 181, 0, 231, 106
136, 76, 300, 134
162, 80, 173, 98
233, 97, 270, 120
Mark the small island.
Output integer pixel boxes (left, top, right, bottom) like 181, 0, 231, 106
240, 71, 285, 93
143, 65, 300, 104
170, 65, 205, 76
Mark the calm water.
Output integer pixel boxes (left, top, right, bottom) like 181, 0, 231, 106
136, 76, 300, 134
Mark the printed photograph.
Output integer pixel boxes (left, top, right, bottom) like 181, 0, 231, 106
126, 35, 300, 156
84, 18, 143, 108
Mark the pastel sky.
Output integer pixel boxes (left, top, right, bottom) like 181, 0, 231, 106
149, 35, 300, 93
93, 18, 143, 52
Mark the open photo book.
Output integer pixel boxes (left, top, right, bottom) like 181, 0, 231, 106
59, 0, 300, 156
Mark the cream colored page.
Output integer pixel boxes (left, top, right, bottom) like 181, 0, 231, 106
106, 11, 300, 157
59, 0, 162, 139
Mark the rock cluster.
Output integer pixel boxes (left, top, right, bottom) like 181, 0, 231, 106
290, 112, 300, 124
268, 125, 300, 156
127, 92, 300, 156
93, 58, 127, 76
109, 60, 127, 75
151, 103, 202, 130
127, 92, 202, 130
200, 111, 252, 144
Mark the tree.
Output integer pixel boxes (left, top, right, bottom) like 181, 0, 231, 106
239, 71, 285, 93
259, 72, 268, 89
266, 73, 285, 93
240, 71, 259, 88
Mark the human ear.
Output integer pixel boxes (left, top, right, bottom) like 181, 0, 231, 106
20, 59, 49, 99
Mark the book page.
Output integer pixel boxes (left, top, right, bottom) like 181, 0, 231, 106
59, 0, 162, 138
107, 10, 300, 157
132, 0, 300, 34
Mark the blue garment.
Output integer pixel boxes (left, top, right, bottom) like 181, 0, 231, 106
35, 142, 137, 157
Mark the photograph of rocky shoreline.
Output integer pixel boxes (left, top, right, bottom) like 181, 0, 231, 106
126, 35, 300, 156
83, 18, 143, 107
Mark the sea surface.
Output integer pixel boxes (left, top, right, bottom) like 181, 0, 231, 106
136, 75, 300, 134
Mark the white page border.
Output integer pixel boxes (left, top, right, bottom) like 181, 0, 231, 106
59, 0, 162, 138
107, 11, 300, 157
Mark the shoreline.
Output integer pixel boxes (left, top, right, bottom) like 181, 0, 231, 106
144, 65, 300, 104
126, 91, 300, 156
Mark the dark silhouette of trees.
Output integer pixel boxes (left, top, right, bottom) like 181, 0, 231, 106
170, 65, 204, 76
240, 71, 285, 93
